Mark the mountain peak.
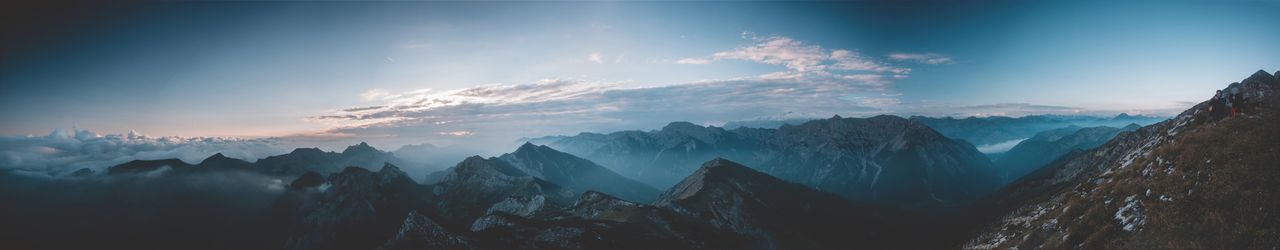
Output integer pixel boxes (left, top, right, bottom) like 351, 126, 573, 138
661, 121, 703, 132
290, 147, 326, 155
342, 142, 379, 155
205, 152, 229, 161
1243, 69, 1278, 86
515, 142, 542, 153
656, 158, 762, 205
197, 152, 250, 168
701, 157, 742, 170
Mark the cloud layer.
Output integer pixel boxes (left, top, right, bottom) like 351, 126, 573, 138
311, 34, 963, 148
0, 127, 288, 176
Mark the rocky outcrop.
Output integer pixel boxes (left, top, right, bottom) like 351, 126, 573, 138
378, 210, 473, 250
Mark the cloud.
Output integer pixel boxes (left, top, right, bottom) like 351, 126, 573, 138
311, 76, 888, 148
437, 131, 474, 136
685, 34, 910, 75
588, 53, 603, 63
675, 58, 711, 65
307, 34, 937, 149
887, 53, 954, 65
361, 89, 390, 100
975, 138, 1027, 154
0, 128, 288, 176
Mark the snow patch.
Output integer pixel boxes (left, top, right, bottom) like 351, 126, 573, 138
1113, 195, 1146, 232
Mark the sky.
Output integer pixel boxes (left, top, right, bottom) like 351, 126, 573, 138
2, 0, 1278, 152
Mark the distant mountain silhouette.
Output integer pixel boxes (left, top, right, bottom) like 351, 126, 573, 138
536, 115, 1001, 207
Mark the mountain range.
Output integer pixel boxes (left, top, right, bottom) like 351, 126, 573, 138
3, 69, 1276, 249
993, 124, 1141, 181
533, 115, 1001, 207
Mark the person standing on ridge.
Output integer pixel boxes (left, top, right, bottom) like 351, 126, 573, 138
1210, 90, 1226, 120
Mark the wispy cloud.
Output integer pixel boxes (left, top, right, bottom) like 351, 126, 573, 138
588, 52, 603, 64
309, 34, 940, 146
675, 58, 711, 65
679, 34, 909, 75
887, 53, 954, 65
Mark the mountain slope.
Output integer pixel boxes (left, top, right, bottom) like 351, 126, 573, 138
761, 115, 1001, 207
429, 156, 575, 226
498, 142, 661, 202
994, 124, 1140, 180
655, 158, 940, 249
967, 69, 1280, 249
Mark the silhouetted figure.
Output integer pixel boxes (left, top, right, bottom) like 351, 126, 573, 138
1210, 90, 1227, 120
1229, 84, 1244, 116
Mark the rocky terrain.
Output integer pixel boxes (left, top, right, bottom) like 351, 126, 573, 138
966, 70, 1280, 249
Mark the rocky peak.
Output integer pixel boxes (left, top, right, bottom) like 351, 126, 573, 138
1243, 69, 1276, 86
342, 142, 380, 155
379, 210, 472, 249
377, 163, 415, 186
655, 158, 763, 206
197, 152, 251, 168
290, 171, 325, 189
512, 142, 546, 155
289, 147, 327, 156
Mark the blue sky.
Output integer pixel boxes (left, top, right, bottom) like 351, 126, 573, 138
2, 1, 1277, 150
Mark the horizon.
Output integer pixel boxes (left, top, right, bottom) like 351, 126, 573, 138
3, 1, 1278, 152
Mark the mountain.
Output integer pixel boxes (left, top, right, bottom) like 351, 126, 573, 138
498, 142, 661, 202
252, 142, 415, 177
760, 115, 1001, 207
106, 159, 193, 174
910, 114, 1165, 151
283, 164, 428, 250
994, 124, 1140, 180
197, 153, 253, 170
967, 69, 1280, 249
543, 121, 766, 189
655, 158, 936, 249
537, 115, 1000, 207
428, 156, 576, 226
437, 158, 957, 249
